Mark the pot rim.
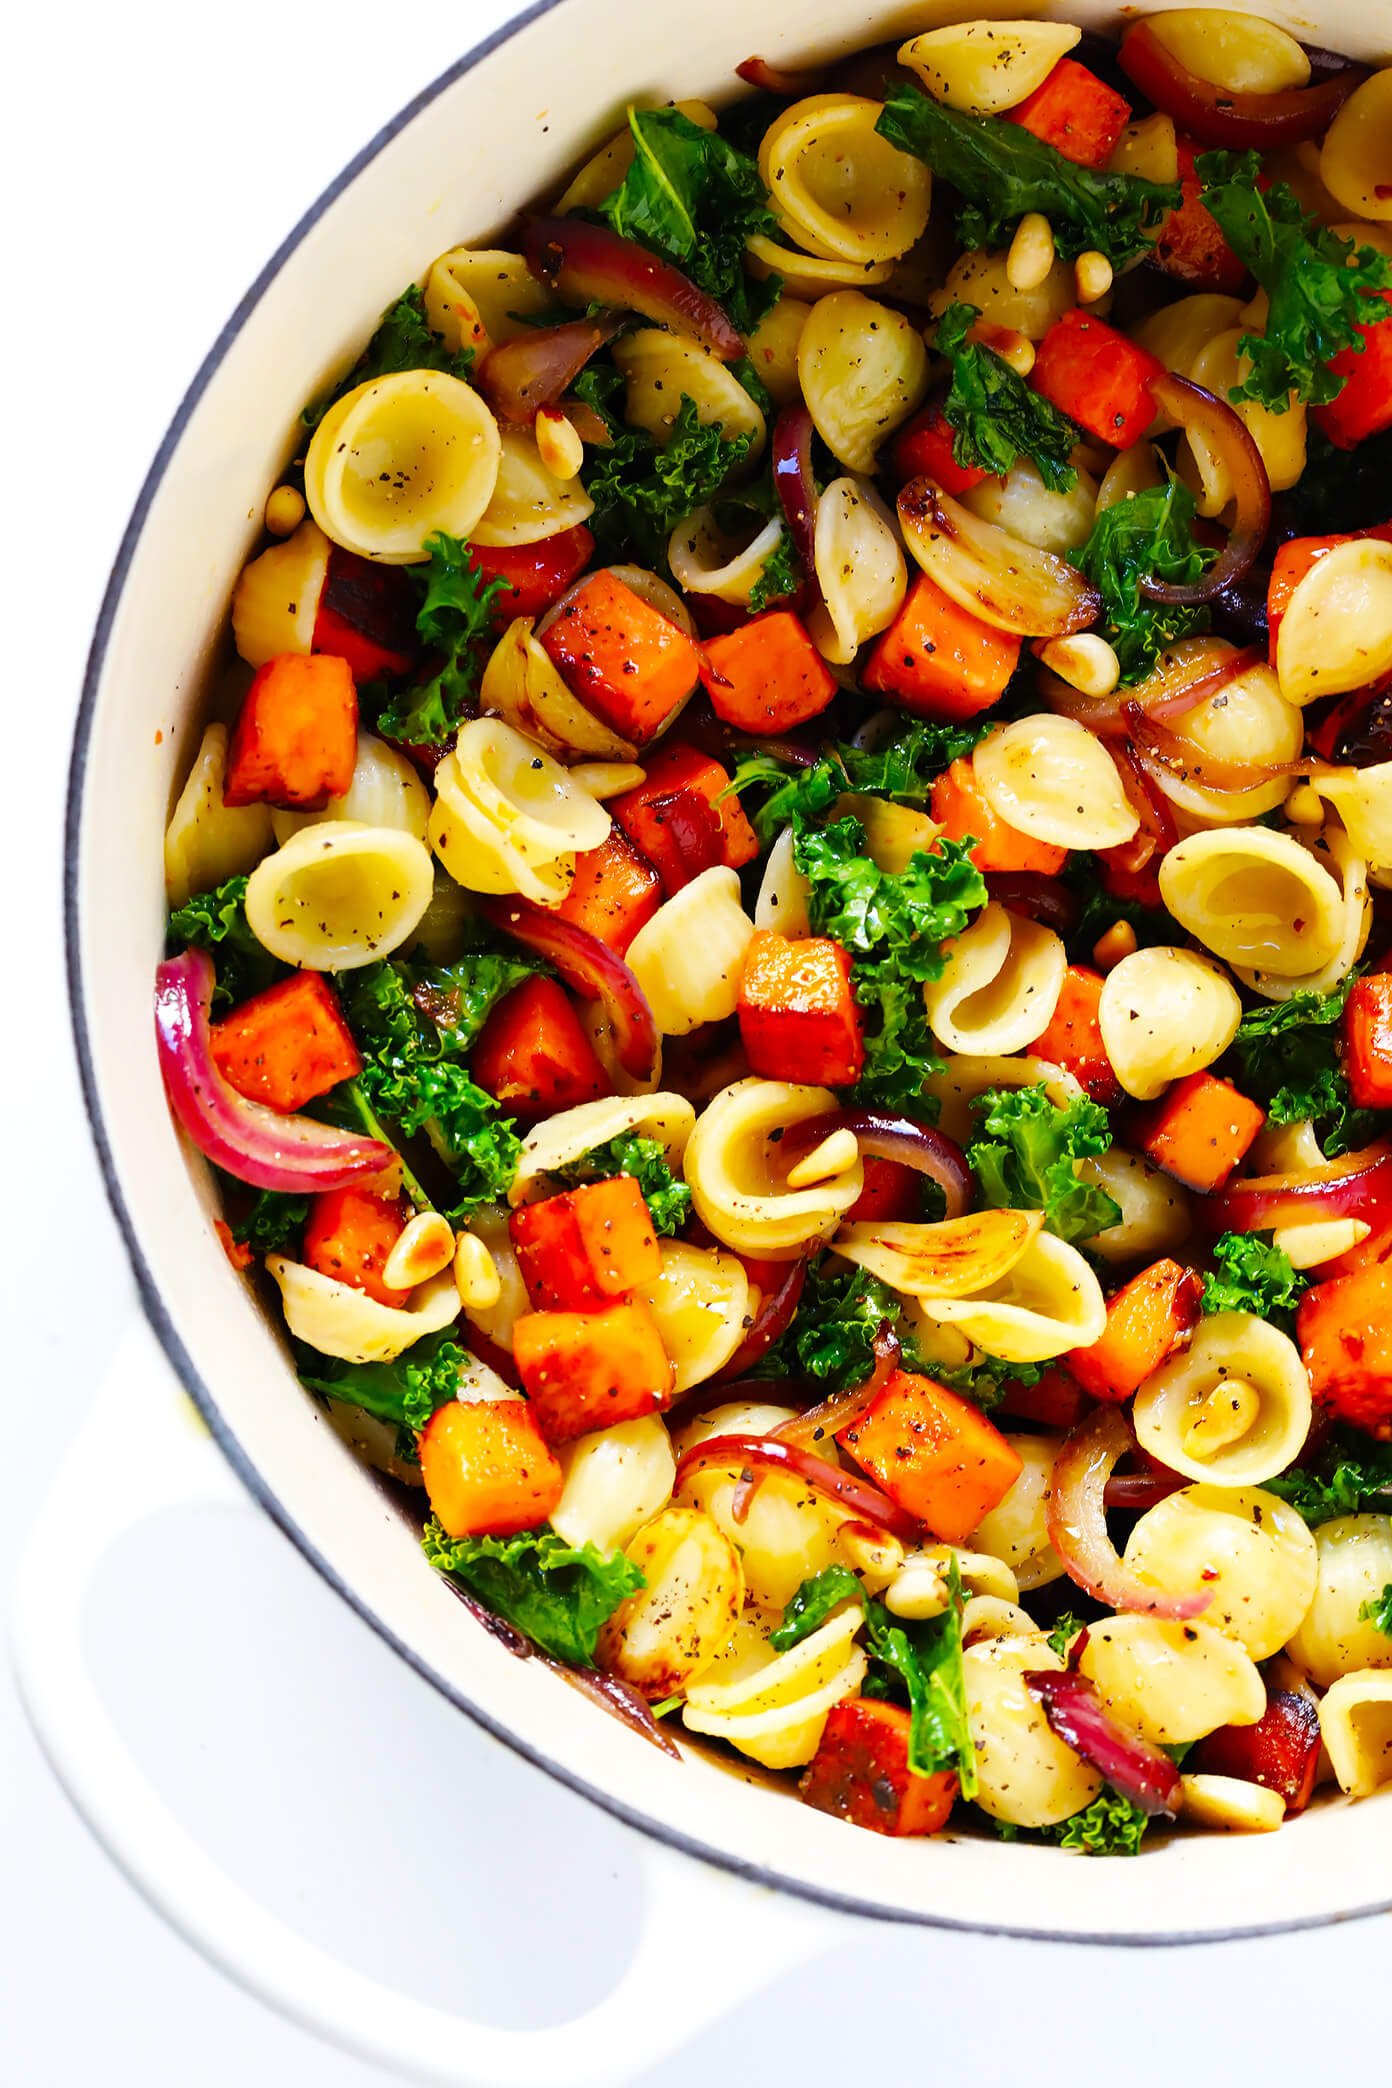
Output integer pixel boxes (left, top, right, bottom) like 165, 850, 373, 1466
64, 0, 1392, 1944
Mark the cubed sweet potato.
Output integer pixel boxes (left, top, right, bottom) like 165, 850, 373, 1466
609, 742, 758, 895
302, 1185, 411, 1308
539, 570, 699, 745
510, 1176, 661, 1312
699, 611, 839, 733
210, 972, 362, 1113
836, 1368, 1022, 1542
737, 930, 865, 1087
863, 575, 1020, 720
512, 1299, 676, 1442
800, 1699, 958, 1836
1067, 1258, 1203, 1403
223, 652, 358, 809
555, 830, 662, 954
471, 975, 611, 1122
1030, 965, 1120, 1104
1297, 1260, 1392, 1436
1134, 1072, 1265, 1193
1343, 972, 1392, 1109
930, 756, 1068, 876
419, 1398, 565, 1538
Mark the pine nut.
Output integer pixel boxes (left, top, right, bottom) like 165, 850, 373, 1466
1039, 631, 1121, 699
884, 1561, 950, 1620
454, 1229, 503, 1311
836, 1522, 905, 1593
1181, 1379, 1260, 1458
974, 319, 1035, 375
1271, 1217, 1370, 1269
1285, 782, 1325, 825
1006, 212, 1055, 292
568, 761, 647, 798
785, 1126, 861, 1189
382, 1211, 456, 1291
264, 485, 306, 536
1074, 249, 1114, 303
535, 405, 584, 480
1092, 918, 1138, 971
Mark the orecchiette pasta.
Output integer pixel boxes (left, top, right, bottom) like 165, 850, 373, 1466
930, 246, 1075, 342
1320, 68, 1392, 221
683, 1078, 864, 1256
597, 1506, 744, 1699
625, 868, 756, 1035
744, 297, 813, 405
636, 1239, 750, 1391
612, 328, 765, 455
510, 1092, 697, 1203
668, 506, 788, 608
968, 1435, 1064, 1593
1310, 763, 1392, 882
428, 718, 609, 903
1080, 1148, 1193, 1265
271, 732, 430, 844
973, 717, 1139, 852
810, 477, 907, 663
1097, 946, 1242, 1100
422, 248, 552, 351
675, 1402, 853, 1611
163, 722, 273, 907
244, 820, 435, 969
836, 792, 940, 875
479, 617, 635, 762
899, 19, 1080, 114
758, 95, 931, 265
1146, 9, 1310, 92
1159, 827, 1347, 979
1133, 1312, 1313, 1489
744, 232, 895, 299
470, 427, 594, 547
796, 292, 929, 473
753, 827, 812, 935
1186, 330, 1307, 500
683, 1607, 868, 1770
1139, 654, 1302, 825
231, 516, 331, 668
964, 1636, 1104, 1827
1123, 1486, 1319, 1659
924, 901, 1067, 1055
1285, 1515, 1392, 1686
913, 1230, 1108, 1363
1079, 1616, 1266, 1745
304, 372, 502, 562
1134, 294, 1245, 389
266, 1256, 459, 1365
1317, 1672, 1392, 1797
551, 1416, 676, 1554
1231, 825, 1370, 1003
1109, 111, 1180, 187
962, 457, 1099, 555
1276, 538, 1392, 706
1180, 1774, 1285, 1833
926, 1053, 1086, 1144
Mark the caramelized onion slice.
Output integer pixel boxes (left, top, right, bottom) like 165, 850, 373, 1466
522, 216, 743, 360
1125, 701, 1318, 794
1041, 637, 1260, 737
673, 1432, 921, 1543
771, 403, 821, 610
1209, 1140, 1392, 1235
834, 1208, 1043, 1300
1119, 20, 1365, 148
782, 1109, 972, 1218
1024, 1667, 1184, 1815
899, 478, 1101, 638
477, 314, 623, 424
1045, 1405, 1211, 1620
1143, 376, 1269, 605
479, 896, 659, 1082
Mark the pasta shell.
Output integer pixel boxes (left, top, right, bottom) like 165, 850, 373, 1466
1133, 1312, 1313, 1489
1160, 826, 1346, 977
924, 902, 1067, 1055
1311, 1672, 1392, 1797
1123, 1486, 1318, 1660
164, 722, 274, 907
965, 1636, 1103, 1827
758, 94, 931, 265
243, 820, 435, 970
304, 371, 502, 563
1275, 538, 1392, 705
637, 1239, 750, 1392
684, 1077, 863, 1256
668, 506, 787, 607
612, 328, 765, 456
834, 1207, 1043, 1300
551, 1416, 676, 1555
899, 20, 1081, 114
598, 1506, 744, 1700
914, 1230, 1107, 1363
797, 292, 929, 473
267, 1258, 459, 1365
471, 426, 594, 548
231, 517, 331, 668
1320, 69, 1392, 222
510, 1092, 697, 1204
625, 867, 756, 1035
1146, 9, 1310, 93
480, 616, 636, 761
1098, 945, 1242, 1100
975, 717, 1139, 851
423, 248, 551, 349
811, 476, 907, 662
1079, 1616, 1266, 1746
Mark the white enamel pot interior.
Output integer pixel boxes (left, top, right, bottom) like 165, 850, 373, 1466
68, 0, 1392, 1943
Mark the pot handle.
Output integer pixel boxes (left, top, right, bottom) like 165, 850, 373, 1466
10, 1313, 834, 2086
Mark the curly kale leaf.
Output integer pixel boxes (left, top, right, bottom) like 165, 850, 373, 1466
422, 1521, 644, 1665
1229, 976, 1377, 1158
937, 301, 1079, 492
553, 1133, 692, 1236
1072, 479, 1214, 684
1202, 1232, 1307, 1327
374, 532, 509, 748
1266, 1431, 1392, 1525
301, 285, 476, 432
167, 875, 284, 1008
300, 1330, 472, 1435
967, 1084, 1121, 1243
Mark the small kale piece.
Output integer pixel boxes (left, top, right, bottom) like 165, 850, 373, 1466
374, 532, 509, 748
1072, 479, 1214, 685
1266, 1430, 1392, 1525
765, 1263, 923, 1393
1197, 152, 1392, 413
1202, 1232, 1307, 1326
578, 381, 755, 571
553, 1133, 692, 1236
167, 875, 284, 1008
727, 718, 994, 847
967, 1085, 1121, 1244
1229, 976, 1377, 1159
422, 1520, 645, 1665
1043, 1786, 1150, 1856
1046, 1612, 1088, 1660
929, 1352, 1043, 1412
226, 1186, 310, 1256
1360, 1585, 1392, 1637
746, 525, 801, 613
300, 1330, 472, 1435
301, 285, 476, 432
877, 89, 1178, 266
937, 302, 1079, 492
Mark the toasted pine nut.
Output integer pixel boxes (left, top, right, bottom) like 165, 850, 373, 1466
383, 1211, 456, 1292
1180, 1773, 1284, 1833
1092, 918, 1138, 971
836, 1522, 905, 1593
785, 1126, 860, 1190
264, 485, 306, 536
1039, 631, 1121, 699
1181, 1379, 1259, 1458
454, 1228, 502, 1311
884, 1561, 950, 1620
568, 761, 647, 798
1285, 782, 1325, 825
1271, 1217, 1370, 1269
535, 405, 584, 481
973, 320, 1035, 375
1006, 211, 1055, 292
1074, 249, 1114, 303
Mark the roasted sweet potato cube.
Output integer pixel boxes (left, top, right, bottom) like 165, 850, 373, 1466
836, 1368, 1022, 1542
609, 742, 758, 895
1067, 1258, 1203, 1403
1134, 1072, 1265, 1193
512, 1299, 676, 1442
698, 611, 839, 734
863, 575, 1019, 720
471, 976, 611, 1122
302, 1185, 410, 1308
1298, 1261, 1392, 1436
1343, 973, 1392, 1109
737, 930, 865, 1087
210, 972, 361, 1112
419, 1399, 564, 1538
539, 570, 699, 745
510, 1176, 661, 1312
555, 830, 662, 954
800, 1699, 958, 1836
223, 652, 357, 809
1188, 1690, 1322, 1815
1031, 965, 1120, 1104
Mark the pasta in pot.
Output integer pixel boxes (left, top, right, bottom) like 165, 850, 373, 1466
636, 1239, 750, 1391
1134, 294, 1246, 388
1275, 538, 1392, 705
675, 1402, 854, 1612
964, 1636, 1104, 1828
810, 477, 907, 663
1081, 1149, 1193, 1266
683, 1078, 863, 1256
1318, 1673, 1392, 1798
612, 328, 765, 455
1159, 827, 1347, 979
796, 291, 929, 473
163, 722, 273, 906
266, 1257, 459, 1365
899, 20, 1081, 115
271, 733, 430, 844
924, 902, 1067, 1056
682, 1608, 868, 1770
625, 868, 756, 1035
422, 248, 552, 350
1123, 1486, 1318, 1660
962, 457, 1098, 556
912, 1230, 1108, 1363
304, 371, 502, 562
1145, 9, 1310, 93
1078, 1617, 1266, 1745
551, 1416, 676, 1554
597, 1506, 745, 1699
1285, 1516, 1392, 1686
1230, 826, 1370, 1003
668, 506, 788, 608
973, 717, 1139, 852
231, 516, 331, 668
758, 95, 931, 265
1132, 1312, 1313, 1489
1139, 654, 1302, 825
470, 427, 594, 548
968, 1436, 1063, 1593
1097, 946, 1242, 1100
243, 821, 435, 969
428, 719, 609, 903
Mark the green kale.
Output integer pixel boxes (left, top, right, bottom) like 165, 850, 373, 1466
374, 531, 508, 748
167, 875, 284, 1008
576, 375, 755, 571
877, 88, 1178, 266
1043, 1786, 1150, 1856
224, 1186, 310, 1256
1202, 1232, 1307, 1326
727, 715, 993, 850
1266, 1431, 1392, 1524
746, 526, 801, 613
422, 1521, 645, 1665
967, 1084, 1121, 1243
1072, 479, 1214, 685
299, 1329, 473, 1434
774, 1561, 978, 1793
598, 105, 780, 335
936, 302, 1080, 492
553, 1133, 693, 1236
1360, 1584, 1392, 1636
1229, 976, 1376, 1158
794, 818, 987, 1110
1046, 1612, 1088, 1660
301, 285, 476, 432
1196, 152, 1392, 413
929, 1352, 1043, 1412
765, 1263, 924, 1392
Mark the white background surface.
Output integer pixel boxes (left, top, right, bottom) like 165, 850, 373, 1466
3, 3, 1389, 2082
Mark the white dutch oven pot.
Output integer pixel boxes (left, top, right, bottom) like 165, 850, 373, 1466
16, 0, 1392, 2080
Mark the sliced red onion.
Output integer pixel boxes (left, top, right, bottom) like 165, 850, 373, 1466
1042, 638, 1261, 738
771, 404, 821, 610
522, 216, 743, 360
731, 1320, 901, 1520
1143, 376, 1270, 606
1046, 1406, 1211, 1620
735, 54, 825, 95
716, 1256, 808, 1381
779, 1109, 973, 1219
1125, 702, 1319, 794
1119, 21, 1365, 148
985, 872, 1079, 936
553, 1663, 683, 1757
674, 1431, 922, 1542
1024, 1667, 1184, 1816
562, 397, 614, 448
1103, 1470, 1189, 1511
477, 314, 622, 424
479, 896, 659, 1083
155, 950, 393, 1194
1209, 1141, 1392, 1235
